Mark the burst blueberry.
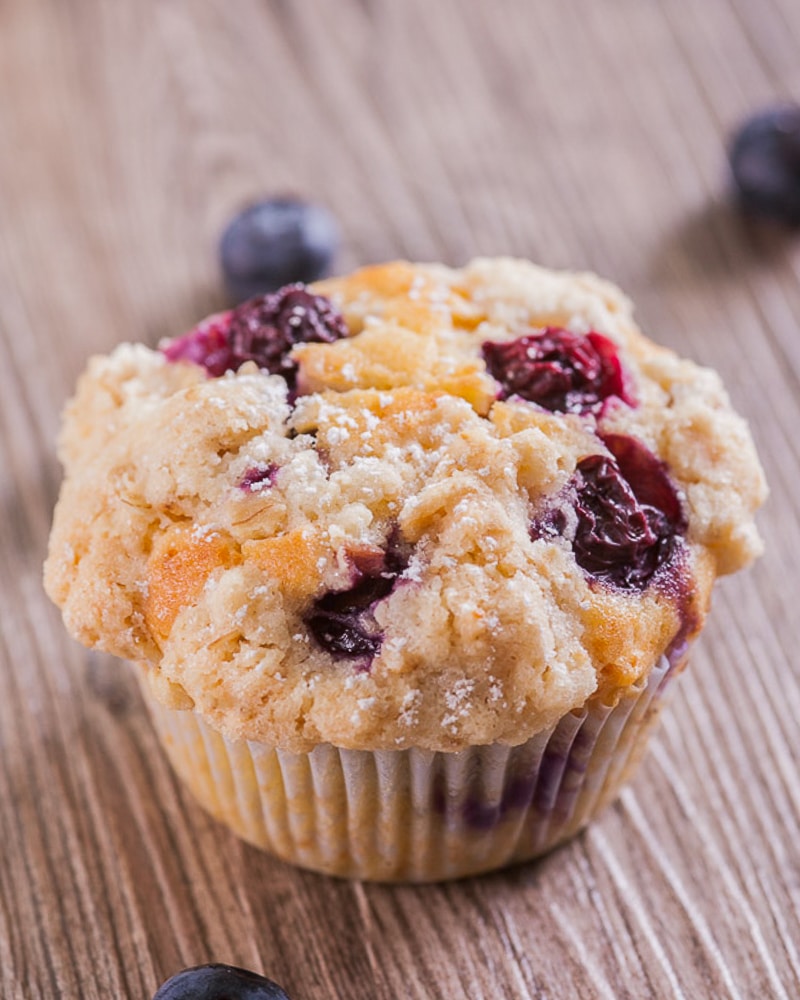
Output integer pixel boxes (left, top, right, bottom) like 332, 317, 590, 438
220, 196, 340, 303
481, 327, 629, 414
227, 285, 347, 386
163, 284, 349, 388
152, 963, 291, 1000
729, 104, 800, 224
542, 434, 685, 589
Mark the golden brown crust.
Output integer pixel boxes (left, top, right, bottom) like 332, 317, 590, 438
44, 258, 767, 751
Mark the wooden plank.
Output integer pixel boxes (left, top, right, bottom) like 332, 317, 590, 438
0, 0, 797, 996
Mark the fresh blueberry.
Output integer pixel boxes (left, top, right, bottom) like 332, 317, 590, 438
481, 328, 630, 414
220, 197, 340, 303
152, 963, 291, 1000
729, 104, 800, 224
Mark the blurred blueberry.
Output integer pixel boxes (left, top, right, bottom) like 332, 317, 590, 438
153, 963, 292, 1000
221, 196, 339, 302
729, 104, 800, 224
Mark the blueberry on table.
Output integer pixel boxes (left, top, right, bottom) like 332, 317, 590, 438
221, 196, 340, 302
729, 104, 800, 224
152, 963, 291, 1000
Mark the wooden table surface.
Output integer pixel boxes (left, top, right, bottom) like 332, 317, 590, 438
1, 1, 798, 997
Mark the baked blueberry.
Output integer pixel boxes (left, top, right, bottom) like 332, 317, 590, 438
152, 964, 291, 1000
221, 197, 340, 302
482, 327, 629, 414
540, 434, 685, 589
163, 283, 349, 388
226, 285, 348, 386
305, 545, 406, 662
729, 104, 800, 224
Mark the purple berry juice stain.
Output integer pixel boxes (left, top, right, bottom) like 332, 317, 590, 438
238, 463, 279, 493
162, 314, 235, 377
433, 721, 598, 832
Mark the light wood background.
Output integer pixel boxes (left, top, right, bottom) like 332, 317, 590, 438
1, 1, 798, 997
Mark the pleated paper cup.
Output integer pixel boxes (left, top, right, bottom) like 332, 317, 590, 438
138, 656, 678, 882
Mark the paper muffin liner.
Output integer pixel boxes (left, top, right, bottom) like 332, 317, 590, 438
138, 655, 678, 882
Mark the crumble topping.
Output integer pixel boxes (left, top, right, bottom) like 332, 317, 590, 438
44, 258, 766, 751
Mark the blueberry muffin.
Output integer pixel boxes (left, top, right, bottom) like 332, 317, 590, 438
44, 259, 766, 880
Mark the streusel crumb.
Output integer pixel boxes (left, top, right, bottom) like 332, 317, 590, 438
44, 259, 766, 751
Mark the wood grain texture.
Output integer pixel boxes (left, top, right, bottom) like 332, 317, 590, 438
0, 0, 798, 996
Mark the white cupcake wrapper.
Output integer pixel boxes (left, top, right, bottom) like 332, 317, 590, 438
140, 656, 675, 881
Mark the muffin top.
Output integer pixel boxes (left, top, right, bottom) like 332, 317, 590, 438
44, 259, 766, 752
